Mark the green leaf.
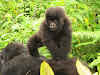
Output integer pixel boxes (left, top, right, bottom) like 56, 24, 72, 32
97, 64, 100, 75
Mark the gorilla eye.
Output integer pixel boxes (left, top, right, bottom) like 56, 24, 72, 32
48, 16, 53, 19
47, 16, 56, 20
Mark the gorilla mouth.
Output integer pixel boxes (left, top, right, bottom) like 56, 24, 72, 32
49, 23, 57, 31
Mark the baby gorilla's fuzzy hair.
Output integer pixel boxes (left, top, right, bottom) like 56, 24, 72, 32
27, 6, 72, 60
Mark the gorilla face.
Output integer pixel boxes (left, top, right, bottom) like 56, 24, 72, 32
45, 7, 65, 32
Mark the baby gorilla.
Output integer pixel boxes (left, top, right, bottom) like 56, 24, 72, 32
0, 43, 42, 75
27, 6, 72, 60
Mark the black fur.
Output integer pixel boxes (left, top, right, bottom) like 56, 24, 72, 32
48, 58, 78, 75
0, 43, 42, 75
27, 6, 72, 60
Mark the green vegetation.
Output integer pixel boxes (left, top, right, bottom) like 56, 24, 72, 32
0, 0, 100, 73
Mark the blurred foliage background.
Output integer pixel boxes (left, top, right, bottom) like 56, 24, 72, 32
0, 0, 100, 73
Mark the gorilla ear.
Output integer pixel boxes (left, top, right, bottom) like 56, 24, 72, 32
64, 16, 71, 26
44, 19, 48, 25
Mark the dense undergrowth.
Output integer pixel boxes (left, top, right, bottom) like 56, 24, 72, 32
0, 0, 100, 73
